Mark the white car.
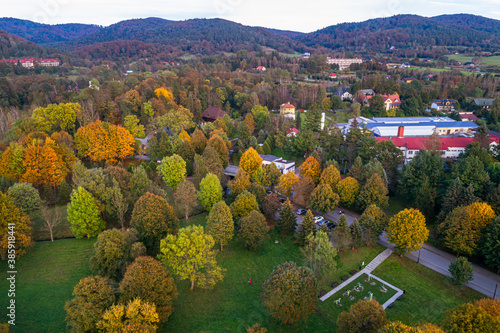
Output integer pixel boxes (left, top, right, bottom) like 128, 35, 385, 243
314, 216, 324, 223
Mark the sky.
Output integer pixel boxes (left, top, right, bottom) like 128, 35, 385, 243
3, 0, 500, 32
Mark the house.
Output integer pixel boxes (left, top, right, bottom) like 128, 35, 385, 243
353, 89, 375, 103
328, 72, 337, 78
287, 127, 299, 137
256, 66, 266, 71
375, 136, 498, 164
39, 58, 60, 67
259, 155, 295, 174
3, 58, 35, 68
202, 106, 226, 122
431, 99, 457, 112
302, 53, 311, 59
333, 87, 352, 101
401, 77, 417, 84
473, 98, 494, 109
459, 112, 478, 121
326, 58, 363, 70
380, 93, 401, 111
280, 102, 296, 120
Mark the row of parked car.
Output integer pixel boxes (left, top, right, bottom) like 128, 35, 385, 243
295, 209, 336, 229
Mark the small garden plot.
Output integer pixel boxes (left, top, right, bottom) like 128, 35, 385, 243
326, 274, 397, 308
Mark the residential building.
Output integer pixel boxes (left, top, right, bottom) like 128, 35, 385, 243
255, 66, 266, 71
259, 155, 295, 174
380, 93, 401, 111
287, 127, 299, 137
375, 136, 498, 164
302, 52, 311, 59
401, 77, 417, 83
3, 58, 34, 68
431, 99, 457, 112
328, 72, 337, 79
326, 58, 363, 70
353, 89, 375, 103
459, 112, 478, 121
280, 102, 296, 120
333, 87, 352, 101
201, 106, 226, 122
39, 58, 60, 67
473, 98, 494, 109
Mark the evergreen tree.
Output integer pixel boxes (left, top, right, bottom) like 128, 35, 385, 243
277, 200, 297, 236
348, 156, 364, 182
350, 219, 363, 249
297, 210, 315, 246
441, 178, 464, 217
333, 215, 352, 249
463, 183, 479, 206
414, 176, 437, 222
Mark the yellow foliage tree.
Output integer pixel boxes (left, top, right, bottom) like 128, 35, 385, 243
320, 165, 341, 190
75, 120, 135, 165
228, 168, 251, 197
179, 130, 191, 142
335, 177, 360, 207
240, 147, 263, 176
299, 156, 321, 184
276, 172, 299, 198
154, 87, 174, 104
97, 299, 160, 333
244, 113, 255, 132
386, 208, 429, 255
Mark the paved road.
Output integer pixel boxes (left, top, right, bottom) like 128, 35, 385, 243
281, 198, 500, 299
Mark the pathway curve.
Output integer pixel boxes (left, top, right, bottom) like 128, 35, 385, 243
320, 248, 393, 302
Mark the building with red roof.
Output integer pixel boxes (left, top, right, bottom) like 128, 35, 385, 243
280, 102, 296, 120
287, 127, 299, 137
375, 136, 498, 164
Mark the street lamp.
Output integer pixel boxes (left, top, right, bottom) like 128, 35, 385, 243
417, 248, 422, 264
494, 280, 498, 299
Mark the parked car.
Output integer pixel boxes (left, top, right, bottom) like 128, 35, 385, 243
296, 208, 307, 215
314, 216, 324, 223
317, 219, 329, 226
326, 222, 336, 229
278, 198, 286, 204
266, 190, 272, 195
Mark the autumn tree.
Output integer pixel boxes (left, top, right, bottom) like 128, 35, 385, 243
357, 173, 389, 210
361, 205, 389, 234
75, 120, 135, 165
240, 147, 263, 176
277, 199, 297, 235
299, 156, 321, 184
244, 113, 255, 132
198, 173, 223, 211
336, 176, 360, 207
228, 168, 251, 197
261, 261, 317, 325
123, 115, 145, 138
32, 102, 80, 133
67, 187, 105, 238
239, 210, 269, 251
90, 228, 136, 280
207, 134, 229, 168
276, 171, 299, 198
319, 164, 341, 190
309, 184, 340, 214
131, 192, 178, 254
202, 145, 225, 180
439, 202, 495, 256
261, 193, 281, 220
337, 300, 388, 333
297, 210, 315, 246
386, 208, 429, 255
206, 201, 234, 251
160, 225, 225, 290
119, 256, 178, 323
158, 154, 186, 191
191, 129, 207, 154
301, 230, 338, 280
449, 257, 474, 286
442, 303, 499, 333
474, 298, 500, 318
97, 299, 160, 333
294, 175, 315, 207
0, 192, 34, 260
379, 321, 422, 333
174, 180, 198, 220
64, 276, 116, 333
230, 190, 259, 222
155, 107, 195, 134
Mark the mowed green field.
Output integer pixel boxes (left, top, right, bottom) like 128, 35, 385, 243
0, 238, 95, 332
0, 214, 483, 332
446, 54, 500, 66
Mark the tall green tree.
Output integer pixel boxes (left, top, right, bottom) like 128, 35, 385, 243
160, 225, 225, 290
198, 173, 223, 211
277, 199, 297, 235
350, 219, 363, 249
337, 300, 388, 333
357, 173, 389, 210
67, 187, 105, 238
261, 261, 317, 325
333, 215, 352, 249
449, 257, 474, 286
480, 217, 500, 273
399, 150, 443, 202
238, 210, 269, 251
301, 231, 338, 280
158, 154, 186, 191
297, 210, 315, 246
206, 201, 234, 251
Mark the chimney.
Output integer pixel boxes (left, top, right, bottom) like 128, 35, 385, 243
397, 126, 404, 138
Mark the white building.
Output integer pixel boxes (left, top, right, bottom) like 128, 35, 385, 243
326, 58, 363, 70
259, 155, 296, 174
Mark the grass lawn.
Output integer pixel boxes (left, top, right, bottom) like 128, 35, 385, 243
0, 238, 95, 332
446, 54, 500, 66
373, 255, 483, 326
271, 148, 305, 166
32, 205, 73, 241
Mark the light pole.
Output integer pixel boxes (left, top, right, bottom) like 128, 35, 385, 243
494, 280, 498, 299
417, 248, 422, 264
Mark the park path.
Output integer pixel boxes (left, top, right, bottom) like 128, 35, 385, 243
320, 248, 393, 302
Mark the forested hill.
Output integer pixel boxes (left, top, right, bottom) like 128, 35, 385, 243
0, 30, 45, 58
258, 27, 305, 40
70, 18, 306, 54
296, 14, 500, 53
431, 14, 500, 37
0, 18, 100, 44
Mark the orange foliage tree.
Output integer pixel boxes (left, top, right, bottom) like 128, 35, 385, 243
299, 156, 321, 184
75, 120, 135, 165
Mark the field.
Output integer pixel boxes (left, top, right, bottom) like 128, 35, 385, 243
0, 213, 484, 332
446, 54, 500, 66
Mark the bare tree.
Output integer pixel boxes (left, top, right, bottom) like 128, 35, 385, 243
40, 204, 62, 242
77, 100, 99, 127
